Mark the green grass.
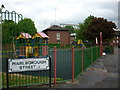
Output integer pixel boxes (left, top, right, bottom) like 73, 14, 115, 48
2, 72, 63, 88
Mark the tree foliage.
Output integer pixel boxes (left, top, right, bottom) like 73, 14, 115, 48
64, 25, 75, 33
76, 15, 94, 40
76, 15, 116, 43
17, 18, 37, 36
2, 20, 17, 44
83, 17, 116, 41
2, 18, 37, 44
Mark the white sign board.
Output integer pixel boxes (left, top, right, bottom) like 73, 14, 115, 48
8, 57, 49, 72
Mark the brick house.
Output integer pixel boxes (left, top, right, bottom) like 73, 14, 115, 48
43, 25, 70, 45
111, 29, 120, 46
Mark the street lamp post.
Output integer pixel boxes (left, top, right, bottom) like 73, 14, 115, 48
0, 4, 5, 24
0, 4, 5, 12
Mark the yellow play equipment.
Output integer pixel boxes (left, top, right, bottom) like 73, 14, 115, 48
77, 39, 86, 48
15, 32, 49, 58
32, 32, 49, 57
15, 33, 33, 58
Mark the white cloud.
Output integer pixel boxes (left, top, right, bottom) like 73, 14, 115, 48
0, 0, 119, 31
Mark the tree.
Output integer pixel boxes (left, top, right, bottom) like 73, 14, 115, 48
76, 15, 94, 40
17, 18, 37, 36
83, 17, 116, 42
64, 25, 75, 33
2, 20, 17, 44
2, 18, 37, 44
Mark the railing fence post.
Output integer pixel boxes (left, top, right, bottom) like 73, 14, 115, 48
91, 47, 93, 64
100, 32, 103, 56
72, 47, 74, 82
54, 46, 57, 85
96, 46, 98, 58
49, 56, 52, 88
82, 48, 84, 72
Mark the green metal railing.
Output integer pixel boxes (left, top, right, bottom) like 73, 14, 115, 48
74, 46, 100, 80
74, 49, 82, 78
1, 46, 100, 88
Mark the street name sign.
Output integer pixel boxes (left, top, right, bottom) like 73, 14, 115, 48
8, 57, 49, 72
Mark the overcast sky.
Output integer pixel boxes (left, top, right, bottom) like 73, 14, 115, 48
1, 0, 119, 32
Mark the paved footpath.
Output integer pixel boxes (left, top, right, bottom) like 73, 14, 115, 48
53, 47, 119, 88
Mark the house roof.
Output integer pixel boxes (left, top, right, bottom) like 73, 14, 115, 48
37, 32, 49, 38
32, 32, 49, 39
43, 25, 69, 32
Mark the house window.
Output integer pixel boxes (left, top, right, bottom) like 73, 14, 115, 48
113, 40, 115, 43
56, 33, 60, 40
117, 36, 119, 39
117, 40, 119, 43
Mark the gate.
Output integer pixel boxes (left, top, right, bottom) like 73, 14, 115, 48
1, 8, 51, 88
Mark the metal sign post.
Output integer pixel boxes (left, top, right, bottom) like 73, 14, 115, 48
49, 56, 52, 88
6, 58, 9, 89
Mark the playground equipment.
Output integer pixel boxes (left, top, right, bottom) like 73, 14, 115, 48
77, 39, 86, 48
15, 33, 32, 58
32, 32, 49, 57
15, 32, 49, 58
